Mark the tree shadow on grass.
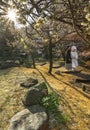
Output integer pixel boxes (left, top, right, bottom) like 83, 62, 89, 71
50, 74, 90, 129
0, 68, 12, 76
69, 72, 90, 80
51, 73, 90, 99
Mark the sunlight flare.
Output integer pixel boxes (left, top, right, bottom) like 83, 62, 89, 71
7, 8, 17, 22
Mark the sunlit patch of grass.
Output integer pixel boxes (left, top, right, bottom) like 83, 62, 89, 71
0, 67, 42, 130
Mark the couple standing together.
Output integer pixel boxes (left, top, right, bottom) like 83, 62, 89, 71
65, 45, 78, 71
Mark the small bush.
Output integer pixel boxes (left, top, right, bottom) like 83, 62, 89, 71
41, 92, 69, 128
41, 92, 59, 113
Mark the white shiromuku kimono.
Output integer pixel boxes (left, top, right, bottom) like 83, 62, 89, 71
71, 46, 78, 69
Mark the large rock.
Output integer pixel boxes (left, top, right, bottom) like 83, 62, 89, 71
22, 88, 44, 106
20, 78, 38, 88
55, 70, 61, 75
8, 105, 50, 130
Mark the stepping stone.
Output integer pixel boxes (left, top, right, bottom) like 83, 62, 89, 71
20, 78, 38, 88
55, 70, 61, 75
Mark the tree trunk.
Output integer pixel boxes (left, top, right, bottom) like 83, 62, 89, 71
31, 53, 36, 69
48, 39, 53, 74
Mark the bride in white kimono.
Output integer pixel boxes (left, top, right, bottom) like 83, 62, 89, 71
71, 46, 78, 70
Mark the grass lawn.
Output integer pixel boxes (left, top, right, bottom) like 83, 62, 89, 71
0, 63, 90, 130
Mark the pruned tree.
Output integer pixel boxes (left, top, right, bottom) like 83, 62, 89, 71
0, 0, 89, 71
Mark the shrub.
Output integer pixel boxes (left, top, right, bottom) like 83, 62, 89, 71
41, 92, 69, 128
